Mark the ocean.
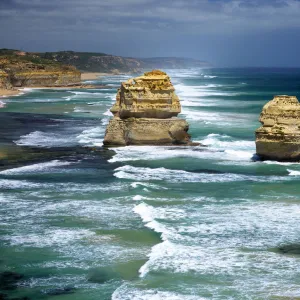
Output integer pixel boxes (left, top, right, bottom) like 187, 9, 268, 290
1, 68, 300, 299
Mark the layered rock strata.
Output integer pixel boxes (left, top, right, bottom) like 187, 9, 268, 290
12, 71, 81, 87
0, 55, 81, 88
104, 70, 192, 146
0, 70, 12, 90
255, 95, 300, 161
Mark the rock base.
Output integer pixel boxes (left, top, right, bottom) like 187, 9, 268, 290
103, 117, 192, 146
255, 95, 300, 161
256, 137, 300, 161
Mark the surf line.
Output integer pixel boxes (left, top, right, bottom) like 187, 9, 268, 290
132, 200, 166, 278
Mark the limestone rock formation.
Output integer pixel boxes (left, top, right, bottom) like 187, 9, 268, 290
12, 71, 81, 87
0, 55, 81, 88
104, 70, 193, 146
255, 95, 300, 161
110, 70, 181, 119
0, 70, 12, 90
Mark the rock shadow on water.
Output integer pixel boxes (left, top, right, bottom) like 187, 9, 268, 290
0, 271, 31, 300
271, 244, 300, 256
43, 286, 76, 296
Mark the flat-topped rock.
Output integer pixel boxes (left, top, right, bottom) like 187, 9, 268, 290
110, 70, 181, 119
255, 95, 300, 161
104, 70, 195, 146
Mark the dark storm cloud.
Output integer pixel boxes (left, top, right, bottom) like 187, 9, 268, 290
1, 0, 300, 66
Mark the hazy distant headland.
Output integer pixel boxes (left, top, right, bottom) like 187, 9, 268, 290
0, 49, 211, 73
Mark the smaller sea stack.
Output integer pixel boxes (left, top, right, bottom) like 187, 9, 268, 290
104, 70, 193, 146
255, 95, 300, 161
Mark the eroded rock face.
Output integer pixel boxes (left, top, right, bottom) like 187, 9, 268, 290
255, 95, 300, 161
110, 70, 181, 119
0, 70, 12, 90
104, 70, 193, 146
104, 117, 190, 146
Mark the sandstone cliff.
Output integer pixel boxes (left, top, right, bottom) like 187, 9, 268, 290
256, 95, 300, 161
104, 70, 192, 146
0, 51, 81, 88
110, 70, 180, 119
0, 70, 12, 90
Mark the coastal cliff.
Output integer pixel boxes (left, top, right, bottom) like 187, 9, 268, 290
104, 70, 193, 146
255, 95, 300, 161
0, 50, 81, 89
4, 50, 210, 73
0, 70, 12, 90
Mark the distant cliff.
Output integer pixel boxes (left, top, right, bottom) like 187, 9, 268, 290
0, 48, 210, 85
0, 49, 81, 88
36, 51, 210, 73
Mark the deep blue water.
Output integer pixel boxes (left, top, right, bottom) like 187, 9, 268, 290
1, 68, 300, 299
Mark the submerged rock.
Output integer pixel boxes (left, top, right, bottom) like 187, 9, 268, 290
104, 70, 194, 146
255, 95, 300, 161
44, 286, 75, 296
277, 244, 300, 255
0, 271, 24, 291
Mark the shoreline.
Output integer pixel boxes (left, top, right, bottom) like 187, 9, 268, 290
0, 72, 113, 103
0, 89, 22, 98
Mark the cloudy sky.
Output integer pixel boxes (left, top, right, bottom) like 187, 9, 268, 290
1, 0, 300, 66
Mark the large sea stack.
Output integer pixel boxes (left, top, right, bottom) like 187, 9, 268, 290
103, 70, 193, 146
255, 95, 300, 161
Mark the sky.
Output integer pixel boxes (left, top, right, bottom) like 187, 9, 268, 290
1, 0, 300, 67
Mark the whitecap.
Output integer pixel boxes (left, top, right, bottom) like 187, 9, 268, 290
103, 109, 113, 116
201, 133, 255, 151
0, 160, 73, 175
15, 131, 77, 148
114, 165, 285, 183
112, 284, 203, 300
288, 169, 300, 176
109, 145, 255, 164
8, 228, 95, 248
77, 127, 105, 147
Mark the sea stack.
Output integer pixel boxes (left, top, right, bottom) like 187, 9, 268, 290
255, 95, 300, 161
103, 70, 193, 146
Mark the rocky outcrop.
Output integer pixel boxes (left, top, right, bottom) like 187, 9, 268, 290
0, 70, 12, 89
256, 95, 300, 161
104, 70, 193, 146
110, 70, 180, 119
0, 53, 81, 88
12, 71, 81, 87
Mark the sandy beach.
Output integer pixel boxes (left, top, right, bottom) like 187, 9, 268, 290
81, 72, 111, 80
0, 89, 21, 98
0, 73, 111, 101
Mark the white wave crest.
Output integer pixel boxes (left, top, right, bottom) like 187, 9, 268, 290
112, 284, 203, 300
109, 144, 254, 164
114, 165, 285, 183
0, 160, 73, 175
15, 131, 77, 148
201, 133, 255, 151
288, 169, 300, 176
77, 127, 105, 147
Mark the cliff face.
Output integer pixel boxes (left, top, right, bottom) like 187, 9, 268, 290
255, 95, 300, 161
110, 70, 181, 119
104, 70, 192, 146
12, 71, 81, 87
0, 70, 12, 89
0, 51, 81, 88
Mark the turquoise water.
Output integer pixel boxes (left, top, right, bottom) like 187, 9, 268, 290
1, 69, 300, 299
